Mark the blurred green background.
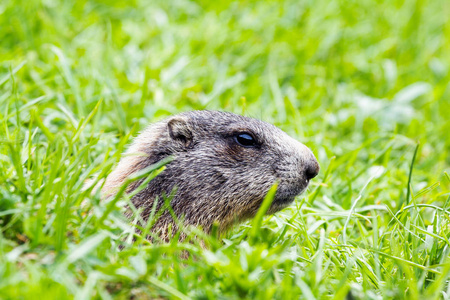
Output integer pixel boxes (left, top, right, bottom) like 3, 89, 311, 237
1, 0, 450, 299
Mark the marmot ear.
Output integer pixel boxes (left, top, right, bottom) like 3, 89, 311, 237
167, 117, 193, 148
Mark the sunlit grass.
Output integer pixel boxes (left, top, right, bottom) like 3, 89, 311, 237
1, 0, 450, 298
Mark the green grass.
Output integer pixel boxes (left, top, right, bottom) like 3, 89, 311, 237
1, 0, 450, 298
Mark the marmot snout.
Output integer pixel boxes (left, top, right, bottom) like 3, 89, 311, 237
103, 110, 319, 239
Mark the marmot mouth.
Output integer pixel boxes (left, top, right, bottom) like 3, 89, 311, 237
268, 194, 296, 215
273, 195, 296, 205
273, 181, 309, 204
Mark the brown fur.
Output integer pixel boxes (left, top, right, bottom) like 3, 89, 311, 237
103, 111, 319, 240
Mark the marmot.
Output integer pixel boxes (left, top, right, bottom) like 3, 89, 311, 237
103, 110, 319, 240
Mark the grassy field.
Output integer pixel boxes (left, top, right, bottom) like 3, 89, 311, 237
1, 0, 450, 298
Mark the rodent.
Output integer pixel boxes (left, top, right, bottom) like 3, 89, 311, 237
102, 110, 319, 240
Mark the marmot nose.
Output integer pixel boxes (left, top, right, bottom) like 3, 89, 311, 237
304, 159, 320, 180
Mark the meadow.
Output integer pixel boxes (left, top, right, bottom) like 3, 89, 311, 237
1, 0, 450, 298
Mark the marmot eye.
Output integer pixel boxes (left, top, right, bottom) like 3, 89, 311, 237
234, 133, 257, 147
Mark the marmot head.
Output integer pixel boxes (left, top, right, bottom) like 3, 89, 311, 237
103, 110, 319, 236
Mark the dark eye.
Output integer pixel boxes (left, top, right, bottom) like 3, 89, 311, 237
234, 133, 257, 147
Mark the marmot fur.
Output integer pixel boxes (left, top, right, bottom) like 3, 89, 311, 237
103, 110, 319, 240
